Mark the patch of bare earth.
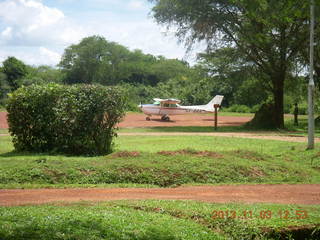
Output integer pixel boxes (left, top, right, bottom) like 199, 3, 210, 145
118, 112, 252, 127
1, 184, 319, 206
232, 150, 266, 161
157, 149, 223, 158
0, 112, 8, 129
0, 112, 250, 129
111, 151, 141, 158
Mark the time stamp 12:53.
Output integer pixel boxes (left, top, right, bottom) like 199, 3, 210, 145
211, 209, 308, 220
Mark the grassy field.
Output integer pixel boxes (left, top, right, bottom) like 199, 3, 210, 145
0, 200, 319, 240
1, 115, 320, 240
0, 135, 319, 188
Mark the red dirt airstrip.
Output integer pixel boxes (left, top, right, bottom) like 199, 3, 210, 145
1, 184, 319, 206
0, 112, 7, 129
0, 111, 251, 129
118, 112, 251, 127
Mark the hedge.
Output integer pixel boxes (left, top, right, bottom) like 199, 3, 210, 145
7, 84, 126, 155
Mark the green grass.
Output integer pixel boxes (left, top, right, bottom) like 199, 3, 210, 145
217, 111, 254, 117
119, 114, 320, 137
0, 135, 319, 188
0, 200, 319, 240
0, 129, 8, 134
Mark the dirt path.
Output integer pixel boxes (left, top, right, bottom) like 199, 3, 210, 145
1, 184, 319, 206
120, 132, 319, 143
118, 113, 252, 127
0, 112, 251, 129
0, 112, 7, 129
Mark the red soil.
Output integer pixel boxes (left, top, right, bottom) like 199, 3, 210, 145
0, 112, 7, 129
119, 112, 251, 127
1, 184, 319, 206
0, 112, 251, 129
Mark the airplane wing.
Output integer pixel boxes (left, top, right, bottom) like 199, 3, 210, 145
153, 98, 181, 104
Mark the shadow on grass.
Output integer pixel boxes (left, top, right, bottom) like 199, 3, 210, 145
121, 117, 320, 136
0, 150, 54, 158
128, 125, 279, 133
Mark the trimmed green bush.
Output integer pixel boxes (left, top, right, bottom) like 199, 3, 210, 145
7, 84, 126, 155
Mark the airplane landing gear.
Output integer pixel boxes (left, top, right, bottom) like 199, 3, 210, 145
146, 116, 151, 121
161, 115, 170, 121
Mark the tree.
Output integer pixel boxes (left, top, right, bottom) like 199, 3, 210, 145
150, 0, 311, 128
2, 57, 28, 91
59, 35, 131, 85
20, 65, 64, 86
0, 72, 10, 105
60, 35, 193, 86
197, 47, 269, 107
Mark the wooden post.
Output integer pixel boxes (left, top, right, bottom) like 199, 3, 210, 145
214, 104, 220, 130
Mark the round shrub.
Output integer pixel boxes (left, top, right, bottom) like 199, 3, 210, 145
7, 84, 126, 155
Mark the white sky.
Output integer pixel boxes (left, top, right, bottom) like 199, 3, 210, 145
0, 0, 201, 66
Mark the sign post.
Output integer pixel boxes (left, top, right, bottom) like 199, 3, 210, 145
214, 104, 220, 130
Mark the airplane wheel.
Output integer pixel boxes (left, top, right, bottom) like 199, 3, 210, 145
164, 116, 170, 121
146, 117, 151, 121
161, 116, 166, 121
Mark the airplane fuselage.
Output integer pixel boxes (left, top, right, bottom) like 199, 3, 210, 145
140, 104, 211, 116
139, 95, 224, 121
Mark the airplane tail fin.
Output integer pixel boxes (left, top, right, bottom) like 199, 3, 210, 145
205, 95, 224, 111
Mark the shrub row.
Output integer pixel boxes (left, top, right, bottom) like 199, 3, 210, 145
221, 104, 260, 113
7, 84, 126, 155
222, 103, 309, 115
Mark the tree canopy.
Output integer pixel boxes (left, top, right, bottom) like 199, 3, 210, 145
59, 35, 190, 86
150, 0, 314, 128
2, 56, 28, 91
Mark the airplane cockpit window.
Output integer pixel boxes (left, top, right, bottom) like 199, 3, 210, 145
163, 103, 178, 108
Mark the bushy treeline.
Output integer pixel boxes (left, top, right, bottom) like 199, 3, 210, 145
7, 84, 126, 155
0, 35, 314, 114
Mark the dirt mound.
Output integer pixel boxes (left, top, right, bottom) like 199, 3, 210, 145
111, 151, 140, 158
158, 149, 223, 158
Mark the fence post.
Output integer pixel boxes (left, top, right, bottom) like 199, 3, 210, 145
214, 104, 220, 130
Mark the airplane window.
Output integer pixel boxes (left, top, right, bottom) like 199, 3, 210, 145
164, 103, 169, 107
169, 104, 177, 108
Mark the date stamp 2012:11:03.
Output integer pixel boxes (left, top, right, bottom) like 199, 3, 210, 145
211, 209, 308, 220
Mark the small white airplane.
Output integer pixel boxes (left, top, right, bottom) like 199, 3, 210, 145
139, 95, 224, 121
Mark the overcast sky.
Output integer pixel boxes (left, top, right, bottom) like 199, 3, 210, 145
0, 0, 201, 66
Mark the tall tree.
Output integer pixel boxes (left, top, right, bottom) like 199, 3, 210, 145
59, 35, 131, 85
60, 35, 192, 86
150, 0, 311, 128
197, 47, 269, 106
2, 57, 28, 91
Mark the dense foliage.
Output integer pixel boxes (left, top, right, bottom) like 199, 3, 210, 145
150, 0, 316, 128
2, 57, 28, 91
1, 32, 318, 122
58, 35, 190, 86
7, 84, 126, 155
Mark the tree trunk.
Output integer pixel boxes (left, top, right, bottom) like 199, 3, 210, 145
272, 74, 285, 129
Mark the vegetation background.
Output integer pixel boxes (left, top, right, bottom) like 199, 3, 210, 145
0, 32, 318, 125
